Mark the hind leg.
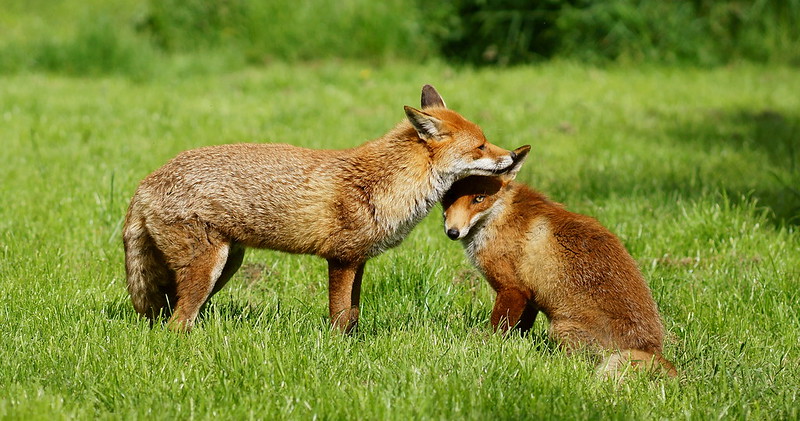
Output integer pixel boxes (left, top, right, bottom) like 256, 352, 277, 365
146, 256, 178, 322
195, 243, 244, 323
167, 241, 231, 332
146, 274, 177, 322
208, 243, 245, 299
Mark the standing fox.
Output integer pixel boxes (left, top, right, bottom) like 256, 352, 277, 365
123, 85, 518, 332
442, 146, 677, 378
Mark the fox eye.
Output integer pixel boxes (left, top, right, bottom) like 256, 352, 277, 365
477, 144, 486, 150
473, 195, 485, 204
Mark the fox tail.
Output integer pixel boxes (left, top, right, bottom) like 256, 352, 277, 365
122, 205, 173, 322
597, 349, 678, 379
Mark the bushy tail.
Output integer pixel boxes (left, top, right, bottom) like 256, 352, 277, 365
123, 206, 173, 321
598, 349, 678, 379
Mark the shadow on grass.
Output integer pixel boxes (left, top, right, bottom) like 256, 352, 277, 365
100, 291, 567, 352
548, 108, 800, 226
99, 260, 313, 329
98, 295, 285, 329
672, 108, 800, 225
100, 296, 139, 322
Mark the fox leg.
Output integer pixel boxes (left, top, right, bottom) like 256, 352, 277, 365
517, 300, 539, 333
327, 259, 365, 333
167, 242, 231, 332
350, 262, 365, 323
491, 288, 537, 333
208, 243, 245, 298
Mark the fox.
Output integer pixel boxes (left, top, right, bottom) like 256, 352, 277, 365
123, 84, 518, 332
442, 145, 677, 378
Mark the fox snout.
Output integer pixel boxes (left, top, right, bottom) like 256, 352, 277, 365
445, 218, 472, 240
491, 149, 517, 174
479, 144, 527, 176
491, 149, 516, 174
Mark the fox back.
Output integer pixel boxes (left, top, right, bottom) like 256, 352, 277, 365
128, 106, 513, 262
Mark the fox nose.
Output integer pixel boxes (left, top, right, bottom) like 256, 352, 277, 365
446, 228, 460, 240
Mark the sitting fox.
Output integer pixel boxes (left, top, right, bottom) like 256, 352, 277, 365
123, 85, 518, 332
442, 146, 676, 378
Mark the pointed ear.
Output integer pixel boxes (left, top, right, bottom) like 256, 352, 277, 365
404, 106, 444, 141
501, 145, 531, 182
421, 84, 446, 109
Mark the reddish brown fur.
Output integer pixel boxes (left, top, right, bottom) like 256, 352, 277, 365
442, 146, 677, 378
123, 85, 516, 332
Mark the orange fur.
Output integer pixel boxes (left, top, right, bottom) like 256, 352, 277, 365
442, 146, 677, 378
124, 85, 517, 332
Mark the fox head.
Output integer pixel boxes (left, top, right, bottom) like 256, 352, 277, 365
403, 85, 518, 178
442, 145, 531, 240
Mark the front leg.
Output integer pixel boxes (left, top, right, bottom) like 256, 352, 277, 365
327, 258, 366, 333
491, 288, 538, 334
516, 300, 539, 334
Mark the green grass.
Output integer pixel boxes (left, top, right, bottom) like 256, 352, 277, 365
1, 61, 799, 419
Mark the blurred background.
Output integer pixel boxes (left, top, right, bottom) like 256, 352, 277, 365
2, 0, 798, 78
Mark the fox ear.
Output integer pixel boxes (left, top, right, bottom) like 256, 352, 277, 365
404, 106, 444, 141
501, 145, 531, 182
421, 84, 446, 109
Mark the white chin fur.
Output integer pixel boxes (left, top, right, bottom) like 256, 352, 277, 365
461, 199, 506, 266
463, 156, 513, 176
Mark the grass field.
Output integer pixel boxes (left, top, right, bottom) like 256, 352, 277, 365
1, 61, 799, 419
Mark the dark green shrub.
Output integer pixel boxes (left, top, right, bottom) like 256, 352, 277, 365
1, 0, 797, 76
556, 0, 713, 64
429, 0, 800, 66
135, 0, 248, 51
430, 0, 570, 65
695, 0, 800, 64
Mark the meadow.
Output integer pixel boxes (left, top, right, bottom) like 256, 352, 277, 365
0, 59, 798, 419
